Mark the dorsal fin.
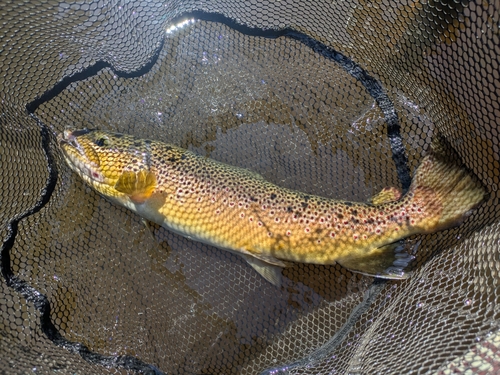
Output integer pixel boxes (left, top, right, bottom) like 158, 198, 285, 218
114, 170, 157, 204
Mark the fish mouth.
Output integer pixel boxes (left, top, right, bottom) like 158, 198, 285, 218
59, 128, 103, 182
58, 128, 92, 150
59, 129, 88, 165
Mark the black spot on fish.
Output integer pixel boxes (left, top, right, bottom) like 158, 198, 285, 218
345, 202, 353, 207
168, 157, 178, 162
250, 196, 257, 202
145, 139, 152, 144
352, 218, 360, 224
367, 218, 375, 224
287, 206, 293, 213
303, 195, 310, 201
351, 210, 358, 216
337, 213, 344, 219
301, 202, 308, 209
270, 193, 277, 200
114, 133, 124, 138
181, 154, 187, 160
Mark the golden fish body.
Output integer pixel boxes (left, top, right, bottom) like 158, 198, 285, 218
59, 129, 488, 285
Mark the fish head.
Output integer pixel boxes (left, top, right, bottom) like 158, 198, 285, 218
59, 128, 156, 203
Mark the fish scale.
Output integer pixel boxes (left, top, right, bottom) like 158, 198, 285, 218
148, 148, 409, 262
59, 129, 488, 286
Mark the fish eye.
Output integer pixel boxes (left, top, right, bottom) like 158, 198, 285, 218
94, 137, 110, 147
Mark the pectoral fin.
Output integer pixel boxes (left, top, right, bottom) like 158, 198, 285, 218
115, 170, 157, 204
338, 241, 416, 280
242, 255, 285, 287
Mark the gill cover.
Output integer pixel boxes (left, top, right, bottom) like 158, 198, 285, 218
60, 129, 158, 204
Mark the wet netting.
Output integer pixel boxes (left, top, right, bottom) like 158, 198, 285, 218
1, 0, 499, 374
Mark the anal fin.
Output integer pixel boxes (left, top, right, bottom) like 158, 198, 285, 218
338, 241, 416, 280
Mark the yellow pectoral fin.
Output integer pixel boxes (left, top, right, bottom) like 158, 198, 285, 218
114, 170, 157, 204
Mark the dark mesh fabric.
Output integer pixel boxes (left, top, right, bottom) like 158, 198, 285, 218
1, 0, 499, 374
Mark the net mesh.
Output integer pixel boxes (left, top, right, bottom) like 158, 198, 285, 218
1, 0, 499, 374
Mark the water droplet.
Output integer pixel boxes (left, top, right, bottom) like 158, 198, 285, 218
201, 51, 208, 64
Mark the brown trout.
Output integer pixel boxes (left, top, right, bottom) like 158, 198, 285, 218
59, 129, 488, 286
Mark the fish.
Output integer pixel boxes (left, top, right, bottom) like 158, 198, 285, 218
58, 129, 488, 286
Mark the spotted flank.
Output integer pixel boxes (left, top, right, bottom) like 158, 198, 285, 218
59, 129, 489, 286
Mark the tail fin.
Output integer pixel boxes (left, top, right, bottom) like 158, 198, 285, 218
408, 134, 489, 232
338, 135, 487, 280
